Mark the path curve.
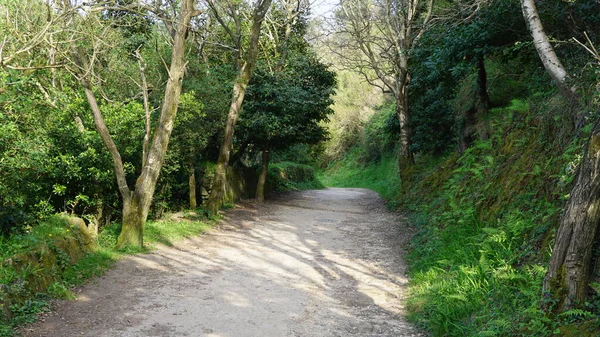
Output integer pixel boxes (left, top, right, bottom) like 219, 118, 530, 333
21, 188, 424, 337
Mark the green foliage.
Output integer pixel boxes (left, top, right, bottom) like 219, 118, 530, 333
267, 162, 325, 192
0, 210, 216, 335
320, 103, 403, 201
361, 103, 398, 162
401, 99, 595, 336
321, 70, 385, 162
320, 148, 401, 201
238, 52, 336, 153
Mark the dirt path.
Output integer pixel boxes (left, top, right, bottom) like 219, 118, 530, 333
20, 188, 425, 337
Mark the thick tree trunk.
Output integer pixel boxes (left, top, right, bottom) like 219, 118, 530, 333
207, 77, 251, 214
189, 165, 197, 209
543, 122, 600, 311
207, 0, 272, 215
117, 195, 145, 249
256, 145, 270, 203
521, 0, 576, 100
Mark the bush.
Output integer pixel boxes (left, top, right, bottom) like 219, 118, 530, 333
267, 162, 324, 192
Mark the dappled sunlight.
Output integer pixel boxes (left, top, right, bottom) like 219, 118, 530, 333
24, 189, 419, 337
222, 291, 250, 308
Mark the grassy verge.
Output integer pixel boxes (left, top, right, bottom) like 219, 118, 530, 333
320, 99, 600, 336
319, 148, 401, 201
397, 101, 593, 336
268, 161, 325, 192
0, 211, 215, 336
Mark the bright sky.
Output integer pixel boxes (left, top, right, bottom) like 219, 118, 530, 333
310, 0, 338, 18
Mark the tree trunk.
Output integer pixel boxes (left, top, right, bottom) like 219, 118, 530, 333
477, 54, 492, 109
206, 76, 251, 214
396, 81, 414, 190
117, 195, 145, 249
115, 0, 195, 249
543, 122, 600, 311
460, 55, 490, 153
521, 0, 575, 99
136, 49, 152, 167
256, 144, 270, 203
189, 165, 197, 209
206, 0, 272, 215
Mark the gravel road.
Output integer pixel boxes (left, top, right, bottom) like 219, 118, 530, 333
20, 188, 425, 337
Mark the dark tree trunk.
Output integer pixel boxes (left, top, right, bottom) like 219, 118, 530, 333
229, 141, 248, 166
477, 54, 492, 109
460, 55, 490, 153
396, 86, 414, 190
544, 122, 600, 310
189, 164, 197, 209
256, 144, 270, 203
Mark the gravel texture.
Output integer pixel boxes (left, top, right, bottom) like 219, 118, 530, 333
20, 188, 425, 337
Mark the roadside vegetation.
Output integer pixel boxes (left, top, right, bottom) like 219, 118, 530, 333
3, 0, 600, 336
320, 1, 600, 336
0, 212, 217, 336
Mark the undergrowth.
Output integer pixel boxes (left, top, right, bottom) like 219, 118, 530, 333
0, 212, 214, 336
319, 148, 401, 201
402, 99, 599, 336
268, 161, 325, 192
322, 98, 600, 336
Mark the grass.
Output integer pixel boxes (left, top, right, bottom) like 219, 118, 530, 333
0, 211, 215, 336
397, 102, 595, 336
320, 99, 600, 336
319, 147, 401, 201
269, 161, 326, 192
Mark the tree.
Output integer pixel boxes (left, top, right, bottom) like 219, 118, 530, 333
521, 0, 575, 101
206, 0, 273, 215
331, 0, 434, 187
69, 0, 198, 249
238, 53, 336, 201
522, 0, 599, 311
409, 0, 527, 154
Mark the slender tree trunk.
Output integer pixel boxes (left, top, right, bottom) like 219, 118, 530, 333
477, 54, 492, 109
115, 0, 195, 249
460, 55, 490, 153
521, 0, 576, 100
544, 121, 600, 310
189, 164, 197, 209
207, 0, 273, 215
396, 74, 414, 190
136, 49, 152, 167
256, 144, 270, 203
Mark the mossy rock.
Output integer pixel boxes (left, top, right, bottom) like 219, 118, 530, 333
1, 216, 99, 313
